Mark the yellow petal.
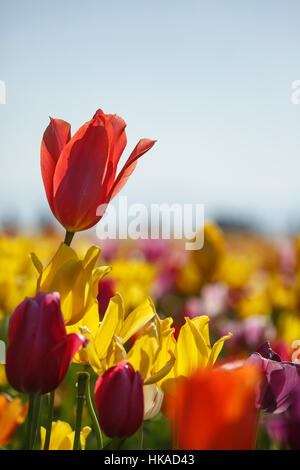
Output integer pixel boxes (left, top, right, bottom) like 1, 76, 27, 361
118, 297, 156, 344
105, 337, 127, 370
79, 426, 92, 450
70, 247, 101, 321
89, 266, 112, 300
152, 324, 177, 390
39, 243, 78, 292
175, 317, 210, 377
189, 316, 210, 349
66, 301, 100, 365
127, 323, 160, 380
82, 246, 101, 269
40, 426, 46, 450
144, 351, 176, 385
208, 332, 233, 367
94, 293, 124, 359
41, 420, 73, 450
30, 252, 43, 291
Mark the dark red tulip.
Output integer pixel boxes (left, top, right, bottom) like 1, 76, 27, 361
41, 109, 156, 232
6, 292, 88, 395
94, 361, 144, 439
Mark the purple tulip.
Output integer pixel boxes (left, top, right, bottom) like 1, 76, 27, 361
246, 342, 300, 414
265, 388, 300, 449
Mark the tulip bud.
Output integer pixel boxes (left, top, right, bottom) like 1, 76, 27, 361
41, 110, 156, 232
6, 292, 88, 395
94, 361, 144, 439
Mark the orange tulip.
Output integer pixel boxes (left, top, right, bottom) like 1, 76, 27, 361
0, 394, 28, 447
166, 365, 261, 450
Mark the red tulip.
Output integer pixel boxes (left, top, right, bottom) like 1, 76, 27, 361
41, 109, 156, 232
94, 361, 144, 439
6, 292, 88, 395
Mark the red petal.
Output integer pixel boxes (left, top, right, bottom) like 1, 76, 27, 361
126, 371, 144, 437
106, 139, 156, 203
93, 112, 127, 200
107, 114, 127, 169
52, 117, 111, 231
41, 333, 88, 394
41, 118, 71, 213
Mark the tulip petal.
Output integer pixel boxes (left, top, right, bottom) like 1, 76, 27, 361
39, 243, 78, 293
108, 114, 127, 167
94, 110, 127, 175
118, 297, 156, 344
6, 298, 47, 393
41, 333, 88, 394
208, 332, 233, 367
175, 317, 210, 377
53, 117, 110, 231
246, 351, 300, 413
95, 362, 133, 438
41, 118, 71, 213
126, 370, 144, 436
106, 139, 156, 203
166, 366, 260, 450
64, 246, 101, 325
93, 294, 124, 359
127, 323, 160, 380
144, 352, 176, 385
143, 384, 164, 420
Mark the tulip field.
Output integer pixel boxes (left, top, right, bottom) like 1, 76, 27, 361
1, 109, 300, 452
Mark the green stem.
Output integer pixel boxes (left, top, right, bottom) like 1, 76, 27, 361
112, 438, 120, 450
30, 395, 42, 449
64, 230, 75, 246
43, 391, 55, 450
85, 373, 103, 449
137, 425, 143, 450
25, 395, 35, 450
73, 372, 88, 450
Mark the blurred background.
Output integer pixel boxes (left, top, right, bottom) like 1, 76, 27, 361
1, 0, 300, 234
2, 1, 300, 450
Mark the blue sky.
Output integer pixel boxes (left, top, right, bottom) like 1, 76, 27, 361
1, 0, 300, 233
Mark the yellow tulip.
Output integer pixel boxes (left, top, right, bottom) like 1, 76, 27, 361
68, 293, 157, 375
159, 316, 232, 393
127, 314, 176, 385
40, 421, 91, 450
31, 243, 110, 325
